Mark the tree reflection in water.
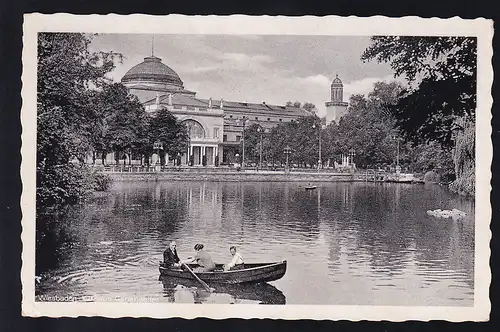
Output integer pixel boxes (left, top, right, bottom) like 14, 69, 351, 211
35, 181, 474, 306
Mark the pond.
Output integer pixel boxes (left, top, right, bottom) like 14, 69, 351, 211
36, 181, 474, 305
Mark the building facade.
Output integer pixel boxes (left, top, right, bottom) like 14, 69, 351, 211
111, 54, 347, 166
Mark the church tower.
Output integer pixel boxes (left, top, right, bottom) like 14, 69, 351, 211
325, 75, 348, 125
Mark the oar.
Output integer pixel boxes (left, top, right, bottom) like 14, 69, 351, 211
182, 262, 211, 292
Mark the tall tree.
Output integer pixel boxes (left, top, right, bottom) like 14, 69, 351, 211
147, 109, 189, 165
322, 82, 404, 168
93, 83, 147, 165
285, 101, 317, 115
361, 36, 476, 148
37, 33, 121, 208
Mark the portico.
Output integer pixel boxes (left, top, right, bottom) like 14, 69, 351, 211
184, 140, 221, 166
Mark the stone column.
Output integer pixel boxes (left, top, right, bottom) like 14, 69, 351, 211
212, 146, 216, 166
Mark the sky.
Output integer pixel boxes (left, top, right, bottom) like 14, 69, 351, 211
89, 34, 400, 117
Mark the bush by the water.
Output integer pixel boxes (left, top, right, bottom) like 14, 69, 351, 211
92, 172, 112, 191
450, 119, 475, 196
37, 163, 113, 212
37, 163, 95, 208
424, 170, 440, 183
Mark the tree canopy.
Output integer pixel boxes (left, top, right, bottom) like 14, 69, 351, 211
323, 81, 402, 168
37, 33, 122, 208
147, 108, 190, 162
361, 36, 476, 148
286, 101, 317, 115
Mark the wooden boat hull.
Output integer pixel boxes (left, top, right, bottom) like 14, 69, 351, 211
305, 186, 317, 190
159, 261, 287, 284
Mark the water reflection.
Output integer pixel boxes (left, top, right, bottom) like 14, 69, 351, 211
160, 276, 286, 304
36, 181, 474, 306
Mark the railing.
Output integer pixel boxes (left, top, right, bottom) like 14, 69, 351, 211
362, 169, 387, 182
92, 164, 358, 173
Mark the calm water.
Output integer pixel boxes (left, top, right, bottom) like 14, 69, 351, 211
36, 181, 475, 305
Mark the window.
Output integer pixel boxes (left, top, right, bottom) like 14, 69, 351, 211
213, 127, 219, 139
182, 119, 206, 139
255, 117, 258, 120
223, 134, 227, 142
279, 118, 282, 122
229, 115, 233, 118
236, 135, 241, 142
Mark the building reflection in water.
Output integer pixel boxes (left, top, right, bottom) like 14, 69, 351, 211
36, 181, 474, 306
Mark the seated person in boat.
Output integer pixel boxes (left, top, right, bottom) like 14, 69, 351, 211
163, 241, 181, 268
223, 246, 244, 271
182, 244, 216, 272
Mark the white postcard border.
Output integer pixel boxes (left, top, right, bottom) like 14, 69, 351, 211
21, 14, 493, 321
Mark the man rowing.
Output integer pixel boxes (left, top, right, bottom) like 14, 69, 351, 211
163, 241, 181, 268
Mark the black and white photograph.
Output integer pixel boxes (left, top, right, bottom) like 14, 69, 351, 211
21, 14, 492, 320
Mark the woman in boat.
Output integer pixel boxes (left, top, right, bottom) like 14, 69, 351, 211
183, 244, 216, 272
223, 246, 244, 271
163, 241, 181, 269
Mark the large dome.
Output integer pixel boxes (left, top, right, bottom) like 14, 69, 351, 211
121, 56, 184, 88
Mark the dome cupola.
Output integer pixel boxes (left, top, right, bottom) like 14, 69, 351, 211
330, 74, 344, 102
121, 56, 184, 90
331, 74, 343, 87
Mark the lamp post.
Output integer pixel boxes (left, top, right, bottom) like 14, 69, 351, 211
236, 118, 248, 169
153, 140, 163, 169
257, 126, 264, 169
312, 123, 325, 170
235, 153, 240, 170
283, 145, 292, 173
349, 148, 355, 168
392, 134, 400, 173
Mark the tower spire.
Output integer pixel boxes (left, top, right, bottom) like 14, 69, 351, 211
151, 35, 155, 56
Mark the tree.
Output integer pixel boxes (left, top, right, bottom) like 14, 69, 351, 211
37, 32, 121, 209
245, 115, 322, 168
321, 82, 403, 168
91, 83, 147, 165
147, 108, 189, 165
286, 101, 317, 115
361, 36, 476, 148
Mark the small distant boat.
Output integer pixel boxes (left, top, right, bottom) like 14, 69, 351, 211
304, 186, 317, 190
159, 261, 287, 284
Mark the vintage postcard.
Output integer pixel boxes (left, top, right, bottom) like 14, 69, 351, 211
21, 14, 493, 320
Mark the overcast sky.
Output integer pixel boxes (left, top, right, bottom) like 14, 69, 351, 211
89, 34, 400, 116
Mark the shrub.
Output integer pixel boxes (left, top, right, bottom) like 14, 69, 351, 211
450, 119, 475, 196
36, 163, 113, 213
92, 172, 113, 191
37, 163, 95, 209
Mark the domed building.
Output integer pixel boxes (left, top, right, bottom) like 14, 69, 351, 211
121, 55, 196, 103
325, 75, 348, 125
115, 51, 324, 166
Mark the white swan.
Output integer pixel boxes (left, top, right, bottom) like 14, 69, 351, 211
426, 208, 467, 219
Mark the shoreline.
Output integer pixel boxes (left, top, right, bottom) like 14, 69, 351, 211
105, 170, 356, 182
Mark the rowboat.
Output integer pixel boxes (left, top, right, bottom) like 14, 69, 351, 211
304, 186, 317, 190
159, 261, 287, 284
